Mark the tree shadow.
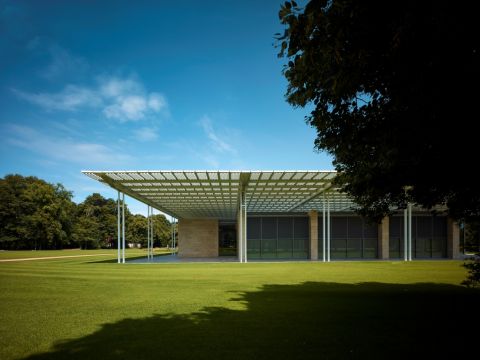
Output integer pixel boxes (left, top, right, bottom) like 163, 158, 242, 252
22, 282, 478, 360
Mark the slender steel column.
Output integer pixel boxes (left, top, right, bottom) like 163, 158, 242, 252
150, 207, 152, 259
404, 209, 408, 261
172, 218, 177, 255
117, 191, 120, 263
122, 193, 125, 264
327, 195, 331, 262
322, 195, 326, 262
150, 207, 154, 259
243, 190, 247, 263
147, 205, 150, 260
408, 203, 412, 261
239, 205, 243, 263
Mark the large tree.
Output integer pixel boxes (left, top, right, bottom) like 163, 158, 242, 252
0, 174, 76, 249
126, 214, 173, 248
277, 0, 479, 221
74, 193, 124, 249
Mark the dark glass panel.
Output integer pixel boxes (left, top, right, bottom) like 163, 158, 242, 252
262, 217, 277, 240
293, 238, 309, 259
432, 216, 447, 258
247, 217, 261, 239
332, 217, 348, 238
247, 239, 261, 259
389, 216, 404, 259
294, 217, 309, 239
415, 216, 431, 258
261, 238, 277, 258
331, 238, 347, 259
346, 237, 362, 258
363, 237, 378, 258
348, 217, 362, 238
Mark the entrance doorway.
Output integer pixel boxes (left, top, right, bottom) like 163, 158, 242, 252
219, 223, 237, 256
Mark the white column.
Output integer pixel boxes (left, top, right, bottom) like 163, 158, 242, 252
238, 196, 243, 263
404, 209, 408, 261
147, 205, 150, 260
117, 191, 121, 264
149, 206, 152, 259
323, 195, 326, 262
243, 190, 247, 263
327, 195, 331, 262
150, 207, 154, 259
408, 203, 412, 261
122, 193, 125, 264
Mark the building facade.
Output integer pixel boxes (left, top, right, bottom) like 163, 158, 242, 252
83, 170, 460, 262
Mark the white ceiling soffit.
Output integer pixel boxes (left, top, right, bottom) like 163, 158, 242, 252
82, 170, 354, 219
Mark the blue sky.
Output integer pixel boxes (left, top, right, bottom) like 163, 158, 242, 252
0, 0, 333, 214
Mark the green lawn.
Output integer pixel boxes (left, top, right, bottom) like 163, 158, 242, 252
0, 248, 171, 260
0, 251, 478, 360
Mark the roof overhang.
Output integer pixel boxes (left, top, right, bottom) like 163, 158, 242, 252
82, 170, 355, 219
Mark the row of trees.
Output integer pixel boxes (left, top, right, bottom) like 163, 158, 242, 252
0, 174, 175, 250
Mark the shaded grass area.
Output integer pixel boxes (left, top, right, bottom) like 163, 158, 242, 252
0, 256, 477, 359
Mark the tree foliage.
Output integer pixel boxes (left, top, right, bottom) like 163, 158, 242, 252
73, 193, 122, 249
277, 0, 479, 222
126, 214, 174, 248
464, 220, 480, 254
0, 174, 173, 250
0, 174, 76, 249
462, 258, 480, 288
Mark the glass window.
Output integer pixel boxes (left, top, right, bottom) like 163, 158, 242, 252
415, 216, 431, 258
389, 216, 404, 259
293, 217, 309, 259
277, 218, 293, 259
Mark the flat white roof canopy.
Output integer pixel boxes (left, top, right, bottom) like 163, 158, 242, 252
82, 170, 355, 219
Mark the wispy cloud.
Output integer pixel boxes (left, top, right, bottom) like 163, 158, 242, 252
98, 77, 142, 97
169, 115, 244, 169
43, 44, 89, 80
48, 118, 84, 137
12, 75, 168, 122
4, 124, 132, 166
199, 115, 237, 154
12, 85, 100, 111
133, 127, 159, 141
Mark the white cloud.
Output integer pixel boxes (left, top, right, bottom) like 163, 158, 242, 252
5, 124, 132, 166
133, 127, 158, 141
99, 78, 167, 121
104, 95, 147, 121
12, 76, 168, 122
12, 85, 100, 111
99, 77, 143, 98
199, 115, 236, 154
148, 93, 167, 111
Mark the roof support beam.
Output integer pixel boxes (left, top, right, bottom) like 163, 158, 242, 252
96, 173, 183, 219
286, 186, 333, 212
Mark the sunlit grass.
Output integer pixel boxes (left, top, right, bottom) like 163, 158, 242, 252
0, 248, 171, 260
0, 252, 476, 359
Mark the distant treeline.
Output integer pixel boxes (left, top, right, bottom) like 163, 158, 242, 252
0, 174, 175, 250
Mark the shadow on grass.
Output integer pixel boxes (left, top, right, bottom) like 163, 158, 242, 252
23, 282, 478, 360
89, 252, 173, 264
